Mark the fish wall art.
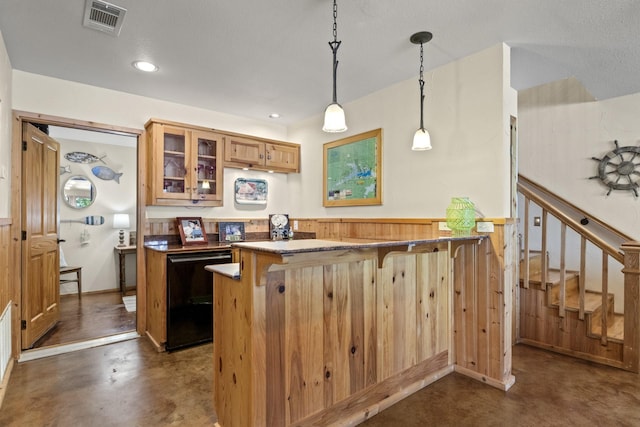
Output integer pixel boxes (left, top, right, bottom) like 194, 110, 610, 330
59, 165, 71, 175
64, 151, 107, 164
91, 166, 123, 183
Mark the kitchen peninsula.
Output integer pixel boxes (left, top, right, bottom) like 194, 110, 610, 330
208, 236, 515, 427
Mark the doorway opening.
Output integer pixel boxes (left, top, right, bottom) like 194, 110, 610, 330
12, 112, 143, 360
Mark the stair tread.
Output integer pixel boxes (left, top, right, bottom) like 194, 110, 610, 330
591, 312, 625, 341
551, 290, 610, 313
522, 271, 580, 287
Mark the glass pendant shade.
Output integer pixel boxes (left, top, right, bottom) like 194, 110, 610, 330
322, 103, 347, 133
412, 128, 432, 151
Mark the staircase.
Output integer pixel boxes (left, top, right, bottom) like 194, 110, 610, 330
520, 252, 624, 342
517, 175, 640, 371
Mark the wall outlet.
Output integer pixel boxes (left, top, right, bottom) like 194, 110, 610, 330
293, 220, 299, 231
476, 221, 494, 233
438, 222, 451, 231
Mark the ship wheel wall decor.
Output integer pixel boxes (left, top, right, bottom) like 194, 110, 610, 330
589, 140, 640, 197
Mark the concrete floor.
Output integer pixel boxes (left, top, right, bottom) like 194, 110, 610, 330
1, 340, 639, 426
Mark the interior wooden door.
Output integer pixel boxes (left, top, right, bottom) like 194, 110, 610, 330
21, 123, 60, 349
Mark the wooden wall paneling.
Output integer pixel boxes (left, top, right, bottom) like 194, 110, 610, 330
144, 249, 166, 350
322, 264, 337, 409
213, 264, 255, 427
250, 253, 267, 427
284, 266, 325, 424
463, 244, 479, 371
485, 235, 503, 380
476, 238, 491, 377
362, 258, 378, 388
347, 260, 366, 395
452, 246, 467, 369
266, 270, 286, 426
377, 255, 394, 380
416, 251, 449, 362
322, 262, 352, 406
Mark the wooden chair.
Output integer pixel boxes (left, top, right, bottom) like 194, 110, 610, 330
60, 266, 82, 297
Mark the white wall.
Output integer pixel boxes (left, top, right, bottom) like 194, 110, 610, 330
289, 44, 516, 219
13, 44, 516, 223
11, 70, 295, 220
518, 78, 640, 313
519, 80, 640, 240
0, 30, 12, 218
57, 136, 137, 294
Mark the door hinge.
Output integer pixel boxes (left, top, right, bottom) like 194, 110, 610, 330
21, 320, 26, 330
22, 230, 27, 240
22, 141, 27, 151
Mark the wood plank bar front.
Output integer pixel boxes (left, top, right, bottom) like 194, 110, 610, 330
211, 237, 514, 427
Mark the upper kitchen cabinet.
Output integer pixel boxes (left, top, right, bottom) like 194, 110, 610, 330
224, 134, 300, 173
146, 119, 223, 207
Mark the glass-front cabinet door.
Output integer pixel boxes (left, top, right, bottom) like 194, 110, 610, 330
147, 120, 224, 206
192, 131, 223, 203
160, 125, 188, 199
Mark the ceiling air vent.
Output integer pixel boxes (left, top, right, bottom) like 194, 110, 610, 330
83, 0, 127, 36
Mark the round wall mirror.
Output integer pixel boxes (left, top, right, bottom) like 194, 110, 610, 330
62, 175, 96, 209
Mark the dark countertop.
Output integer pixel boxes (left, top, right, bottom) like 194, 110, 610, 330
231, 236, 485, 255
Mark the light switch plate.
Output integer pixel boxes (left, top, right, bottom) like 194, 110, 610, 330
293, 220, 299, 231
476, 221, 494, 233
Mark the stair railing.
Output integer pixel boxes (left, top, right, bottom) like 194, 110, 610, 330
518, 175, 634, 354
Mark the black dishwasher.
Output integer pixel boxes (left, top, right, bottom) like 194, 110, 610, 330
166, 250, 232, 351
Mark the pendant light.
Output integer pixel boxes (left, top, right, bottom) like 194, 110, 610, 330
322, 0, 347, 133
410, 31, 433, 150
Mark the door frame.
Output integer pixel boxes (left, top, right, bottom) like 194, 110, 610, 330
9, 110, 146, 357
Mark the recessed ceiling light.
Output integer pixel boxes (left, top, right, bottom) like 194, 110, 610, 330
132, 61, 158, 72
268, 113, 281, 119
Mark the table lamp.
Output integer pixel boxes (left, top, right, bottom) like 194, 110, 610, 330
113, 213, 130, 247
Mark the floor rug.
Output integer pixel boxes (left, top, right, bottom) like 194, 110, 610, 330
122, 295, 136, 313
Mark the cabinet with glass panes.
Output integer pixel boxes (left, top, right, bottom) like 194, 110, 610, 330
145, 119, 223, 206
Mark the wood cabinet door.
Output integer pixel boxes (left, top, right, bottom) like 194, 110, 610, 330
224, 136, 265, 166
153, 124, 190, 201
192, 130, 224, 202
265, 143, 299, 172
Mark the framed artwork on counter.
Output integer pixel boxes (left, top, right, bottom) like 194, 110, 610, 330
218, 222, 246, 242
323, 128, 383, 207
177, 217, 208, 245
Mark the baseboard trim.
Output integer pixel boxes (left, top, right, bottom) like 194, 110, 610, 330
18, 331, 140, 362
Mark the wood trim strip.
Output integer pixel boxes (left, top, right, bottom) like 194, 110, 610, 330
601, 252, 609, 345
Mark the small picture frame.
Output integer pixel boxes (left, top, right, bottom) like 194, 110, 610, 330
218, 222, 246, 242
177, 217, 208, 246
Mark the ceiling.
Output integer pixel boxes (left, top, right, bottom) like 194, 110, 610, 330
1, 0, 639, 126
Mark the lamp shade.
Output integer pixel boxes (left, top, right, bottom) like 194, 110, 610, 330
322, 103, 347, 133
412, 128, 432, 151
113, 213, 130, 229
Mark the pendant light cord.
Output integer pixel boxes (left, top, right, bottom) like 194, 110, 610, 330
328, 0, 341, 104
418, 41, 425, 131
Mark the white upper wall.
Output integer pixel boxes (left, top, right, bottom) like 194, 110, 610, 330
519, 79, 640, 240
0, 30, 12, 218
11, 70, 293, 219
9, 43, 515, 221
289, 44, 516, 219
